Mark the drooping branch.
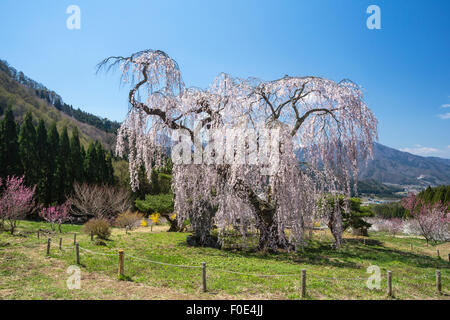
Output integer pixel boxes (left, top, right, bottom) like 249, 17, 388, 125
99, 49, 378, 251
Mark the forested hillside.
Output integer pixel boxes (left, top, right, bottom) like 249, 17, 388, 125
0, 59, 117, 149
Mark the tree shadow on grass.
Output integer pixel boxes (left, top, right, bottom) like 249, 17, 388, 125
307, 239, 450, 270
176, 236, 450, 270
177, 240, 361, 269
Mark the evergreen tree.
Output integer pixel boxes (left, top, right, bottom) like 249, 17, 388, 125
0, 100, 5, 116
56, 126, 71, 203
46, 122, 59, 204
35, 119, 50, 204
134, 166, 152, 200
84, 142, 97, 184
18, 112, 38, 186
150, 169, 161, 195
95, 141, 107, 184
0, 107, 22, 179
105, 151, 115, 185
80, 145, 86, 176
69, 127, 84, 184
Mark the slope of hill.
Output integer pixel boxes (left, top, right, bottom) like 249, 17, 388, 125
0, 60, 116, 149
359, 143, 450, 186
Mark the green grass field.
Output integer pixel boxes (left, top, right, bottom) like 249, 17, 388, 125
0, 220, 449, 300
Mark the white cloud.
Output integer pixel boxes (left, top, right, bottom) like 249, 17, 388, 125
400, 145, 440, 156
438, 112, 450, 120
399, 145, 450, 159
441, 104, 450, 108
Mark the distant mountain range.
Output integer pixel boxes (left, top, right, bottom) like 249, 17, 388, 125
359, 143, 450, 187
1, 59, 449, 191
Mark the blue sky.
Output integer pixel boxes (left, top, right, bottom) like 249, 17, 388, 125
1, 0, 449, 158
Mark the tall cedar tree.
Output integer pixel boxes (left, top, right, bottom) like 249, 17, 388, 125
18, 112, 38, 186
105, 151, 115, 185
70, 126, 84, 184
84, 142, 97, 184
35, 119, 51, 204
46, 122, 59, 204
0, 107, 22, 179
95, 141, 107, 183
56, 126, 71, 203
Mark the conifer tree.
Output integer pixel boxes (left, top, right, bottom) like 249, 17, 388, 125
95, 141, 107, 183
0, 107, 23, 179
46, 122, 59, 204
56, 126, 71, 203
70, 126, 84, 184
105, 151, 115, 185
18, 112, 37, 185
35, 119, 50, 204
84, 142, 97, 184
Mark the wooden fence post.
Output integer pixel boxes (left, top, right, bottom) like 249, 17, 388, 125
37, 231, 40, 240
436, 270, 441, 294
74, 233, 77, 245
59, 238, 62, 250
387, 271, 392, 297
448, 253, 450, 263
202, 262, 207, 292
91, 231, 94, 241
118, 250, 124, 277
301, 269, 306, 299
75, 243, 80, 265
46, 238, 51, 255
437, 250, 440, 259
410, 243, 413, 251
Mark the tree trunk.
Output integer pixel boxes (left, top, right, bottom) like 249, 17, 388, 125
234, 179, 291, 252
161, 214, 180, 232
328, 213, 343, 249
186, 199, 220, 248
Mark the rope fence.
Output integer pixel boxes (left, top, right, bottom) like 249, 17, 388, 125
2, 231, 449, 298
60, 240, 450, 297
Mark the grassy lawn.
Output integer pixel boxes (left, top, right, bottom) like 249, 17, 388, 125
0, 220, 449, 300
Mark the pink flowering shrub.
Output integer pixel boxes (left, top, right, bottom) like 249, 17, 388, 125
0, 176, 36, 234
40, 201, 72, 233
401, 193, 450, 244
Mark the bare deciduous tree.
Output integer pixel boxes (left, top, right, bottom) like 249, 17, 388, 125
69, 183, 132, 221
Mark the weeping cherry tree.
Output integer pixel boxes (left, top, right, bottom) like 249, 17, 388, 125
98, 49, 378, 251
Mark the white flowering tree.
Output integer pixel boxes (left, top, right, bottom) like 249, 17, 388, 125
99, 49, 378, 251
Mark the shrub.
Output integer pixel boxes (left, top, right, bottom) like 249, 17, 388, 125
39, 201, 71, 233
115, 211, 144, 233
83, 218, 111, 240
135, 193, 182, 231
150, 213, 161, 225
